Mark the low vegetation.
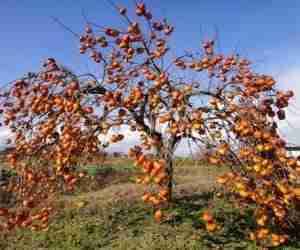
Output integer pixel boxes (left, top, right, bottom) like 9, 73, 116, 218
0, 158, 299, 250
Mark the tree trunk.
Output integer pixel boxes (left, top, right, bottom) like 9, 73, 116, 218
153, 145, 160, 158
159, 138, 177, 202
164, 150, 173, 202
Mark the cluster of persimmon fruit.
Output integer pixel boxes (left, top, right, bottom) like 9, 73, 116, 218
128, 146, 169, 222
202, 210, 220, 233
0, 1, 299, 248
0, 160, 56, 232
0, 59, 99, 232
207, 94, 299, 247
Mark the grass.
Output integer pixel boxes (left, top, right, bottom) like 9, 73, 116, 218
0, 195, 265, 250
1, 158, 300, 250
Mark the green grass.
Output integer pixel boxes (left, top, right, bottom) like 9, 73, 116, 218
1, 159, 300, 250
5, 193, 298, 250
0, 196, 246, 250
83, 160, 137, 176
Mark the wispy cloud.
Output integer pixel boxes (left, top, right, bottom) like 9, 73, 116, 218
0, 127, 12, 149
98, 125, 141, 154
276, 67, 300, 145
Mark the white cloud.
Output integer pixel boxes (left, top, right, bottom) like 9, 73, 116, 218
275, 68, 300, 145
98, 125, 141, 154
174, 138, 200, 157
0, 126, 13, 149
0, 127, 12, 139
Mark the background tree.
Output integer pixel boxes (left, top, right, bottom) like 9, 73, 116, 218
0, 1, 299, 247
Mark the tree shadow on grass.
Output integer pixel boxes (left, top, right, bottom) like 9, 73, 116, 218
163, 191, 300, 249
164, 192, 252, 248
163, 191, 214, 227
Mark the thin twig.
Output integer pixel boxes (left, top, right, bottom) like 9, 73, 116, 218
50, 16, 80, 38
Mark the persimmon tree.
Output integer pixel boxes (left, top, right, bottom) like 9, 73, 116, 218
0, 1, 299, 247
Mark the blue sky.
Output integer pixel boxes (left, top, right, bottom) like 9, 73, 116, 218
1, 0, 299, 83
1, 0, 300, 151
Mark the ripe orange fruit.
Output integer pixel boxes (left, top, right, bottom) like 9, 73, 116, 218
206, 222, 217, 232
142, 193, 151, 202
0, 208, 8, 216
154, 209, 163, 222
202, 211, 213, 222
216, 176, 227, 184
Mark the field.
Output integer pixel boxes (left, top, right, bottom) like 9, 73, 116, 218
1, 157, 300, 250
